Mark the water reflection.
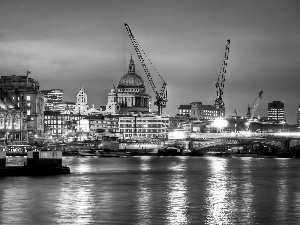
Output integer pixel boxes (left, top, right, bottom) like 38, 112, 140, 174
3, 157, 300, 224
166, 157, 188, 224
55, 163, 95, 224
206, 157, 230, 224
0, 182, 28, 225
140, 156, 151, 172
74, 157, 92, 174
276, 159, 288, 221
240, 157, 254, 224
137, 156, 152, 225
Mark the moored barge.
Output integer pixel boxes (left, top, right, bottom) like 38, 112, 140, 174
0, 151, 70, 176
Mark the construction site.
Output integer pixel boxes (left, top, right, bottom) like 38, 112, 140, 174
121, 23, 298, 136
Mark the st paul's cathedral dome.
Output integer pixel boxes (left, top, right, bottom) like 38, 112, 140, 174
106, 56, 151, 114
118, 56, 145, 88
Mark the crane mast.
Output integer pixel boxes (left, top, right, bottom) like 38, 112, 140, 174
245, 91, 263, 131
124, 23, 167, 116
247, 91, 263, 119
214, 39, 231, 117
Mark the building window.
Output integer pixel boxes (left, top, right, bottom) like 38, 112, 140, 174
27, 96, 30, 101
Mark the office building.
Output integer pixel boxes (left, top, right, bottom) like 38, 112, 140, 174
268, 101, 285, 123
118, 114, 169, 139
0, 89, 27, 143
0, 75, 44, 135
40, 89, 64, 111
190, 102, 219, 121
178, 105, 191, 116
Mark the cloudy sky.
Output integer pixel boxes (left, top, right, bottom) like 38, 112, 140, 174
0, 0, 299, 123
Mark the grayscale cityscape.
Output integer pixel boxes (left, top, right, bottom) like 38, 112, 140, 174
1, 0, 300, 224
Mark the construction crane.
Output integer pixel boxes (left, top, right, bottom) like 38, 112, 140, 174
246, 91, 263, 120
214, 39, 231, 117
234, 109, 238, 117
124, 23, 167, 116
245, 91, 263, 130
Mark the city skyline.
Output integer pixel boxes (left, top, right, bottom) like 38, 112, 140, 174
0, 0, 299, 123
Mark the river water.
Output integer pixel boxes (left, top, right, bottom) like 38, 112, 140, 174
1, 156, 300, 224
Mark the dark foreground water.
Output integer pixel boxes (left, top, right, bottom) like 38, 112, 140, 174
1, 156, 300, 224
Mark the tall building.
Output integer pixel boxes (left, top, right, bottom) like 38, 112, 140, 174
40, 89, 78, 114
268, 101, 285, 123
106, 56, 151, 114
0, 89, 27, 143
0, 75, 44, 135
40, 89, 64, 111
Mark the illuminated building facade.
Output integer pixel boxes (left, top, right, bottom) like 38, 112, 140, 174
178, 105, 191, 116
64, 101, 76, 111
44, 111, 86, 138
57, 101, 76, 113
268, 101, 285, 123
41, 89, 77, 113
40, 89, 64, 111
118, 114, 169, 139
106, 57, 151, 114
0, 89, 27, 143
87, 115, 119, 133
0, 75, 44, 135
190, 102, 219, 120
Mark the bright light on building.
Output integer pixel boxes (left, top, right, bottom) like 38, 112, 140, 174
211, 117, 228, 130
168, 131, 186, 139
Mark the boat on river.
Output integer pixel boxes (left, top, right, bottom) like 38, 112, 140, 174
0, 151, 71, 176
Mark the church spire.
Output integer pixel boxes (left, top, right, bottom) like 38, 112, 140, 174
128, 55, 135, 74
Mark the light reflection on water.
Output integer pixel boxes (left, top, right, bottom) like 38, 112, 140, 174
240, 157, 254, 224
206, 157, 230, 224
2, 156, 300, 224
137, 156, 152, 225
166, 157, 188, 225
206, 157, 256, 224
276, 158, 289, 222
55, 177, 95, 225
55, 158, 95, 225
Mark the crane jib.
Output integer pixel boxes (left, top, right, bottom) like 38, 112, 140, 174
124, 23, 168, 115
214, 39, 231, 110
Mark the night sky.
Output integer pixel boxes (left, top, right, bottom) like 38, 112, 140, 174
0, 0, 299, 123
